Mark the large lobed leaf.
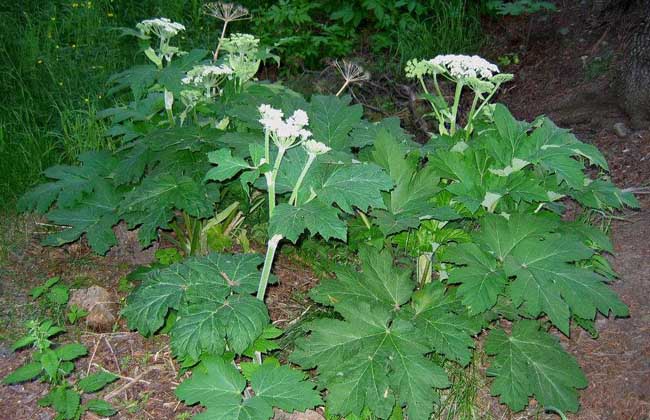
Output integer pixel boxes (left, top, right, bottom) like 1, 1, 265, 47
122, 253, 271, 361
291, 247, 478, 420
176, 356, 321, 420
485, 321, 587, 412
442, 214, 628, 335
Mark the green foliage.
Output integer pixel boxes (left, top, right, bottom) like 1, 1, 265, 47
176, 355, 322, 419
486, 0, 557, 16
291, 247, 478, 420
3, 319, 117, 419
485, 321, 586, 411
122, 253, 272, 363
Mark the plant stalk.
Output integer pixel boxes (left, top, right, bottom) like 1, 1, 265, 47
213, 22, 229, 61
266, 146, 286, 217
450, 81, 464, 135
256, 234, 283, 301
288, 154, 316, 206
335, 80, 350, 97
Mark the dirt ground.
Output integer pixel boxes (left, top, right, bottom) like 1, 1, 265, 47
1, 1, 649, 419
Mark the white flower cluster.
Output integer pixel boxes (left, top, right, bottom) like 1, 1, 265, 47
136, 17, 185, 39
259, 105, 311, 148
431, 54, 499, 80
181, 65, 233, 85
406, 55, 500, 81
302, 140, 331, 156
182, 65, 233, 97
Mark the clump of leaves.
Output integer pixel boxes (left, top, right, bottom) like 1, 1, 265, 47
3, 320, 118, 419
176, 355, 321, 419
291, 247, 480, 420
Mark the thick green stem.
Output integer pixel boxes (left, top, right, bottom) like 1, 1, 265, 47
289, 155, 316, 206
266, 146, 286, 217
357, 210, 372, 230
257, 234, 283, 301
450, 82, 464, 136
464, 92, 480, 139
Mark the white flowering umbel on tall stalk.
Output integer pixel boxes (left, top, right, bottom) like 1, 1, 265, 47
254, 105, 330, 312
406, 54, 513, 138
181, 64, 234, 98
136, 17, 185, 68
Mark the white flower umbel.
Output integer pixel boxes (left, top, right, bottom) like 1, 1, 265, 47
181, 64, 233, 97
136, 17, 186, 39
431, 54, 499, 80
136, 17, 185, 67
302, 140, 331, 156
258, 104, 313, 215
405, 54, 512, 137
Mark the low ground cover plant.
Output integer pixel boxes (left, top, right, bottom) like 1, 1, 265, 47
16, 5, 639, 420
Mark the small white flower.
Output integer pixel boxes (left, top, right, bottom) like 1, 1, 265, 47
288, 109, 309, 127
303, 140, 331, 156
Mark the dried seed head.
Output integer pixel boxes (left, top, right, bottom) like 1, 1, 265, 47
334, 60, 370, 84
203, 2, 250, 23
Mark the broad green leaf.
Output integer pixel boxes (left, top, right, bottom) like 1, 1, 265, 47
121, 173, 215, 246
77, 371, 119, 393
18, 151, 117, 213
292, 248, 453, 420
485, 321, 587, 412
269, 201, 346, 243
41, 349, 61, 380
123, 253, 268, 360
39, 386, 81, 419
173, 294, 269, 359
311, 162, 393, 214
2, 362, 43, 384
206, 149, 253, 181
410, 282, 480, 366
574, 179, 640, 210
309, 95, 363, 150
176, 356, 320, 420
371, 130, 444, 235
54, 343, 87, 361
311, 247, 414, 312
443, 243, 507, 314
86, 399, 117, 416
43, 180, 121, 254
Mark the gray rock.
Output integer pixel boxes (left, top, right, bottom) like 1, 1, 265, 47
273, 409, 325, 420
68, 286, 118, 332
614, 122, 630, 138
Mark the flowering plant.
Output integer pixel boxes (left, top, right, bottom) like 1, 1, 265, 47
406, 54, 513, 137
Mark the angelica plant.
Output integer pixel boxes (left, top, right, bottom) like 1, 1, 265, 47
181, 64, 234, 98
136, 17, 185, 68
406, 54, 513, 137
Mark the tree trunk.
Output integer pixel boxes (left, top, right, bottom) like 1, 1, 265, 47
621, 11, 650, 128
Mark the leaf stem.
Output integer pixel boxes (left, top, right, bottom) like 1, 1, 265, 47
257, 234, 283, 301
450, 81, 464, 136
288, 154, 316, 206
266, 146, 286, 217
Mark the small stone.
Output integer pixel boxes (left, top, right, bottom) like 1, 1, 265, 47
273, 409, 325, 420
614, 122, 630, 138
68, 286, 119, 332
